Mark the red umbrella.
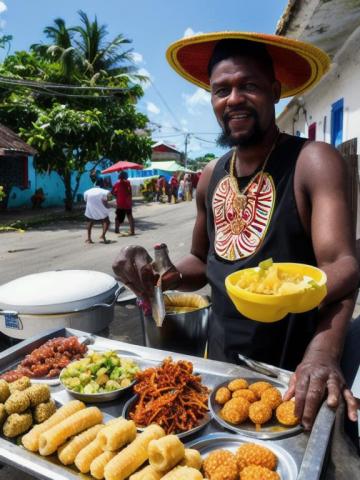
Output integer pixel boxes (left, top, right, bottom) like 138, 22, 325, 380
101, 161, 143, 174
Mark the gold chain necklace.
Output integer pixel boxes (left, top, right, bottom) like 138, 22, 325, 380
229, 129, 280, 210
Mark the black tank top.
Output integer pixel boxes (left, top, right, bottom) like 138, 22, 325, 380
206, 134, 318, 370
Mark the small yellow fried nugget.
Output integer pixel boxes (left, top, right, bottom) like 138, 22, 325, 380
211, 464, 238, 480
203, 449, 238, 478
215, 387, 232, 405
240, 465, 280, 480
33, 400, 56, 424
261, 388, 282, 410
3, 411, 33, 438
4, 390, 30, 414
228, 378, 249, 391
25, 384, 50, 407
0, 379, 10, 402
248, 382, 273, 399
232, 389, 257, 403
220, 397, 250, 424
235, 443, 277, 471
249, 401, 272, 426
90, 451, 116, 480
8, 377, 31, 394
276, 400, 299, 426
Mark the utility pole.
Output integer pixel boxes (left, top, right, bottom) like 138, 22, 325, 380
184, 133, 191, 169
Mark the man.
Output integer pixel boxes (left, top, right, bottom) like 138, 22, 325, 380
156, 175, 167, 202
112, 171, 135, 236
168, 173, 179, 203
112, 33, 359, 430
84, 181, 111, 243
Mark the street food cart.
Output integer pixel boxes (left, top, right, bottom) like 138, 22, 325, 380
0, 327, 336, 480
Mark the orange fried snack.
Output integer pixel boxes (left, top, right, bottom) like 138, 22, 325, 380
235, 443, 277, 471
220, 397, 250, 425
232, 389, 257, 403
240, 465, 280, 480
211, 464, 238, 480
248, 401, 272, 427
228, 378, 248, 392
260, 388, 282, 410
131, 357, 209, 434
215, 387, 231, 405
276, 400, 300, 426
248, 382, 273, 399
203, 449, 238, 479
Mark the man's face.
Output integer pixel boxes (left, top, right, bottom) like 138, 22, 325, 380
210, 56, 280, 147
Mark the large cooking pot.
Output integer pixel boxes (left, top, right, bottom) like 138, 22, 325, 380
0, 270, 122, 339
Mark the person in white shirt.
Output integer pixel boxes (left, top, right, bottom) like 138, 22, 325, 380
84, 182, 112, 243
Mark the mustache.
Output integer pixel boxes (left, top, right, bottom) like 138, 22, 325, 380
222, 108, 258, 124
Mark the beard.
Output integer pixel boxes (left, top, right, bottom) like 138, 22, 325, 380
217, 109, 265, 148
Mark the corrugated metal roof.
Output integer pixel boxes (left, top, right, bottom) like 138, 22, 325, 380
0, 123, 37, 155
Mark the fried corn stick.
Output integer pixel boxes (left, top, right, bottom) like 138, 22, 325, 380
98, 417, 136, 452
148, 434, 185, 472
39, 406, 103, 456
90, 451, 117, 480
104, 424, 165, 480
179, 449, 202, 470
129, 465, 163, 480
161, 466, 204, 479
58, 424, 104, 465
75, 436, 104, 473
22, 400, 85, 452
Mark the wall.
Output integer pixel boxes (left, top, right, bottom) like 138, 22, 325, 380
277, 26, 360, 153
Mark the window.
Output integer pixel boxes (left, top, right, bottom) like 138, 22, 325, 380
331, 98, 344, 147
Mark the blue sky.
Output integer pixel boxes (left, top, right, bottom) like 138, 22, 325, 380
0, 0, 288, 158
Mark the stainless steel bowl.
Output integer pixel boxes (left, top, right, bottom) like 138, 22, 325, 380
60, 378, 136, 403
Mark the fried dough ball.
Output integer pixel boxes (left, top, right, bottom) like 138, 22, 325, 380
276, 400, 299, 426
220, 397, 250, 424
0, 404, 6, 424
33, 399, 56, 424
211, 463, 238, 480
228, 378, 248, 391
248, 382, 273, 399
24, 384, 50, 407
249, 401, 272, 426
232, 389, 257, 403
261, 388, 282, 410
215, 387, 232, 405
240, 465, 280, 480
235, 443, 277, 471
4, 390, 30, 414
203, 449, 238, 478
9, 376, 31, 394
0, 379, 10, 402
3, 411, 33, 438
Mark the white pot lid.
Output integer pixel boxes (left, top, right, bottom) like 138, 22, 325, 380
0, 270, 118, 315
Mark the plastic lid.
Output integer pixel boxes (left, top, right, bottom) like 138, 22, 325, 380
0, 270, 118, 314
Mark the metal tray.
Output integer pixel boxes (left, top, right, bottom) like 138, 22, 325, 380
123, 393, 212, 439
209, 378, 302, 439
187, 432, 298, 479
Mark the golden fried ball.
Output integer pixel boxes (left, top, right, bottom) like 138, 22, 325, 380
3, 411, 33, 438
33, 400, 56, 424
248, 382, 273, 399
211, 463, 238, 480
0, 379, 10, 403
215, 387, 232, 405
0, 404, 6, 424
203, 449, 238, 478
8, 376, 31, 394
4, 390, 30, 415
228, 378, 249, 391
232, 389, 257, 403
249, 401, 272, 426
261, 388, 283, 410
240, 465, 280, 480
235, 443, 277, 471
276, 400, 299, 426
220, 397, 250, 425
24, 384, 50, 408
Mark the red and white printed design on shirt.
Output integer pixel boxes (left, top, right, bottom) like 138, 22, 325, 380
212, 172, 275, 260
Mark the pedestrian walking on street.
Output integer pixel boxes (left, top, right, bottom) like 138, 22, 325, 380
112, 171, 135, 236
168, 173, 179, 203
84, 181, 112, 243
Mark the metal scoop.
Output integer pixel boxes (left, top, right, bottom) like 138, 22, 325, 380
150, 243, 173, 327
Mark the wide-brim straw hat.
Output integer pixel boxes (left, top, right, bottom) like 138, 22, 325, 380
166, 32, 330, 98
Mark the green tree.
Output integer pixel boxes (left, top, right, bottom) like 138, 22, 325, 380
189, 153, 216, 171
0, 14, 152, 211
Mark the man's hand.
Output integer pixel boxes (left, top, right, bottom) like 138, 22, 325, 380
284, 351, 358, 430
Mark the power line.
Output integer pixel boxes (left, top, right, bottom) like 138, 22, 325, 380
148, 78, 183, 131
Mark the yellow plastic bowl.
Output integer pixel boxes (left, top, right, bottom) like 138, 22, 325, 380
225, 263, 327, 323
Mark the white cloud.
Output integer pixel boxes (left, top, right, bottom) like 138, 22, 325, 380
0, 2, 7, 14
183, 27, 203, 38
131, 52, 143, 64
137, 67, 152, 90
146, 102, 160, 115
182, 88, 211, 115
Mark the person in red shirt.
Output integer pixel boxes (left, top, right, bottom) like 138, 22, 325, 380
168, 174, 179, 203
112, 171, 135, 235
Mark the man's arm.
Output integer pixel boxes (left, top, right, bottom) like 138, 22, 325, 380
285, 141, 359, 429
